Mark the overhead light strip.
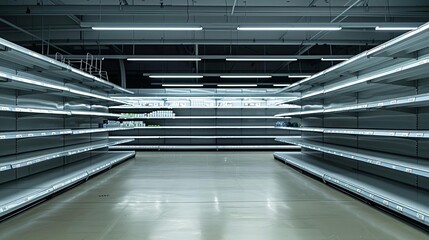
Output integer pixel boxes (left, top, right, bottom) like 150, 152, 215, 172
321, 58, 350, 61
226, 58, 297, 61
92, 26, 203, 31
128, 58, 201, 61
149, 75, 204, 79
273, 84, 291, 87
217, 84, 258, 87
288, 75, 312, 78
375, 26, 418, 31
220, 75, 272, 79
237, 26, 342, 31
162, 84, 204, 87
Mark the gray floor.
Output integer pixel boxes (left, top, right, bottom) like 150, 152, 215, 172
0, 151, 427, 240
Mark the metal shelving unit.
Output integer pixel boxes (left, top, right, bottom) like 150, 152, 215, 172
0, 39, 135, 218
274, 152, 429, 225
109, 98, 299, 150
0, 151, 135, 218
111, 145, 300, 150
274, 23, 429, 227
276, 127, 429, 139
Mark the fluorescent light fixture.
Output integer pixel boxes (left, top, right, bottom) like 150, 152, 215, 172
92, 26, 203, 31
375, 26, 418, 31
220, 75, 272, 78
226, 58, 297, 61
273, 84, 291, 87
217, 84, 258, 87
321, 58, 349, 61
128, 58, 201, 61
288, 75, 312, 78
149, 75, 204, 79
237, 26, 342, 31
162, 84, 204, 87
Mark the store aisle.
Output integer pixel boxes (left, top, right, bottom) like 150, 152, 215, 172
0, 152, 426, 240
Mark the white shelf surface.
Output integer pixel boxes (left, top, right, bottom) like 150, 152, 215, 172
119, 116, 289, 119
0, 67, 128, 105
0, 128, 132, 140
275, 138, 429, 178
132, 126, 276, 129
110, 145, 301, 150
276, 127, 429, 138
0, 37, 132, 94
109, 135, 301, 139
0, 129, 72, 140
0, 151, 135, 217
72, 127, 133, 135
111, 106, 296, 109
0, 139, 134, 172
274, 152, 429, 226
275, 92, 429, 117
283, 22, 429, 91
0, 103, 121, 118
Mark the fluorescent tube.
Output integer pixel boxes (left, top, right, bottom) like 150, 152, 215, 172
375, 26, 418, 31
226, 58, 297, 61
321, 58, 349, 61
273, 84, 291, 87
220, 75, 272, 78
288, 75, 312, 78
92, 26, 203, 31
237, 26, 342, 31
217, 84, 258, 87
128, 58, 201, 61
162, 84, 204, 87
149, 75, 204, 78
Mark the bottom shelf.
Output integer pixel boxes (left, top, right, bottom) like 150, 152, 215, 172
273, 152, 429, 226
0, 151, 135, 218
110, 145, 301, 150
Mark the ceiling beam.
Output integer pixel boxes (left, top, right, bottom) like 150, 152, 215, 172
48, 54, 354, 60
16, 39, 383, 46
0, 5, 427, 17
48, 0, 81, 25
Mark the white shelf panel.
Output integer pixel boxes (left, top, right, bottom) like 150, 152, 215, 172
0, 151, 135, 218
133, 126, 276, 129
0, 68, 128, 105
110, 145, 301, 150
274, 152, 429, 226
284, 23, 429, 91
276, 92, 429, 117
275, 138, 429, 178
0, 104, 121, 118
109, 135, 300, 139
276, 127, 429, 138
0, 37, 132, 94
0, 129, 72, 140
0, 139, 134, 172
119, 116, 289, 119
72, 127, 133, 135
111, 106, 295, 109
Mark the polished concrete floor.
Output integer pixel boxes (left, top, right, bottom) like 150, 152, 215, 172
0, 151, 427, 240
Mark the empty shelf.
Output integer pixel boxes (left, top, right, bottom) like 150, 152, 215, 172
0, 139, 134, 171
274, 152, 429, 226
0, 151, 135, 218
0, 129, 72, 140
110, 145, 301, 150
275, 138, 429, 178
276, 127, 429, 138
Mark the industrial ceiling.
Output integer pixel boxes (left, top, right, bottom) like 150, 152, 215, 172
0, 0, 428, 88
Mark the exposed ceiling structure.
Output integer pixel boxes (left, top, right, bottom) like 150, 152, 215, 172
0, 0, 428, 88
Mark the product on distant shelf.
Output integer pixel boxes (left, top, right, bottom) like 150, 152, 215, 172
275, 121, 301, 128
120, 110, 175, 119
101, 120, 145, 128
